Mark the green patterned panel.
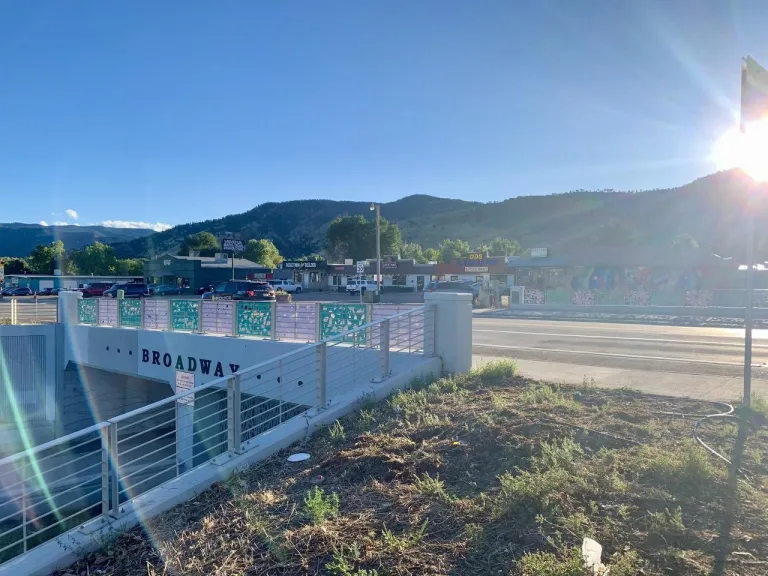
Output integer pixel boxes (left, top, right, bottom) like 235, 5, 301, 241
320, 303, 368, 343
237, 301, 272, 337
545, 289, 570, 304
171, 299, 200, 331
78, 299, 98, 324
119, 299, 142, 328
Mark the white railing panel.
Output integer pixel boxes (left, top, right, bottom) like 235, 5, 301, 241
143, 299, 170, 330
201, 301, 234, 335
97, 299, 118, 326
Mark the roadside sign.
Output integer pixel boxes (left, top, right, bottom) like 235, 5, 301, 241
175, 370, 195, 406
222, 239, 244, 253
356, 261, 365, 275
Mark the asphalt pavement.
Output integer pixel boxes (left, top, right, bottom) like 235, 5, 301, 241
472, 316, 768, 401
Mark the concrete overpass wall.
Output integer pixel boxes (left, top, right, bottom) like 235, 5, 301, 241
0, 325, 60, 454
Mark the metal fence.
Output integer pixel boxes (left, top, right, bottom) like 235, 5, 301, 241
0, 305, 433, 564
0, 300, 58, 325
516, 288, 768, 308
74, 299, 423, 343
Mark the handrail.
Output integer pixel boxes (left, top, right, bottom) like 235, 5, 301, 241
0, 422, 108, 468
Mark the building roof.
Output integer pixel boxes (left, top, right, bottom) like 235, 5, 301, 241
166, 255, 264, 269
507, 246, 726, 268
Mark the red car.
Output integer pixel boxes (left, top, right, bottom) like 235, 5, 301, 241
78, 282, 112, 298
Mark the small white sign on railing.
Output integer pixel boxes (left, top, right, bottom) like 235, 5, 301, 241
175, 370, 195, 406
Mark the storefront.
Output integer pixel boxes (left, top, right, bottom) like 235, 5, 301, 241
275, 260, 328, 290
143, 255, 272, 292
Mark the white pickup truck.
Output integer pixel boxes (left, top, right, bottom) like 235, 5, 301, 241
345, 278, 378, 295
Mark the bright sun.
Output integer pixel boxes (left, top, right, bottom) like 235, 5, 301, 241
711, 119, 768, 182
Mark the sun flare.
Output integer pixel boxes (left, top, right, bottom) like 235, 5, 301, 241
711, 119, 768, 182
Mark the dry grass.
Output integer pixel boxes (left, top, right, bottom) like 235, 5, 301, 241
55, 363, 768, 575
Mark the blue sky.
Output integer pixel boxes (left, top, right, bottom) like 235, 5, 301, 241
0, 0, 765, 230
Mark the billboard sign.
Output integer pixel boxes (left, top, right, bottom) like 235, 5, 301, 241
222, 239, 244, 253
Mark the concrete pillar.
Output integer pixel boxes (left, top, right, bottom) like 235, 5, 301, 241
58, 290, 82, 325
423, 292, 472, 374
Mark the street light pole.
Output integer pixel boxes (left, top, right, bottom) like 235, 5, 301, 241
370, 203, 381, 294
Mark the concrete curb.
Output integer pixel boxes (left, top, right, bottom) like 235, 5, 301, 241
3, 357, 441, 576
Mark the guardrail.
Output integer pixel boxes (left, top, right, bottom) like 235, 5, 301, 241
0, 300, 58, 325
518, 287, 768, 308
0, 305, 433, 565
75, 299, 421, 342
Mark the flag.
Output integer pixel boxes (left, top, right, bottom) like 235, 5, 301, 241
741, 56, 768, 130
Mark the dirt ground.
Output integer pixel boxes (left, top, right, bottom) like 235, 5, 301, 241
55, 363, 768, 575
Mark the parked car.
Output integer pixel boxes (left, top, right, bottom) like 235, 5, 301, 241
103, 283, 150, 298
424, 281, 480, 305
345, 278, 378, 295
196, 284, 215, 295
268, 279, 303, 294
152, 284, 185, 296
38, 288, 53, 296
201, 280, 275, 301
50, 288, 60, 295
8, 286, 33, 296
79, 282, 113, 298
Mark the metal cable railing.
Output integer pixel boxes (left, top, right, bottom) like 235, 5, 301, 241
0, 305, 433, 565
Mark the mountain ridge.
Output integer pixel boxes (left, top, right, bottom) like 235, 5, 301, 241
4, 170, 765, 260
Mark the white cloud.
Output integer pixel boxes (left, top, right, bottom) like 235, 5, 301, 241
39, 220, 49, 226
97, 220, 173, 232
52, 221, 71, 226
64, 209, 79, 220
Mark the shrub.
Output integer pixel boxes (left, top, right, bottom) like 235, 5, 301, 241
303, 487, 340, 524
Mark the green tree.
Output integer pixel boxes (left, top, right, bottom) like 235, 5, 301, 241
326, 215, 402, 262
438, 238, 471, 263
423, 248, 440, 263
488, 237, 521, 256
0, 257, 29, 275
117, 258, 146, 275
297, 253, 325, 262
179, 232, 220, 257
244, 239, 284, 268
27, 241, 65, 274
400, 242, 425, 263
70, 242, 118, 275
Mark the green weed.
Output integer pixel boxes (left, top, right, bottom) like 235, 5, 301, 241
413, 472, 450, 500
519, 382, 580, 411
329, 420, 346, 443
382, 519, 429, 551
517, 546, 585, 576
303, 487, 340, 525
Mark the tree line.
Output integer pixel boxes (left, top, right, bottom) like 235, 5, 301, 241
1, 241, 144, 276
325, 215, 521, 263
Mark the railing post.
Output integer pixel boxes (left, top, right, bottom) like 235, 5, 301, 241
116, 299, 122, 328
423, 304, 436, 357
227, 375, 242, 454
316, 342, 327, 408
314, 302, 322, 342
95, 298, 101, 326
408, 311, 412, 353
140, 298, 146, 329
21, 460, 27, 552
108, 421, 120, 517
232, 301, 239, 337
270, 301, 277, 340
100, 425, 110, 522
10, 298, 16, 325
166, 299, 172, 331
380, 318, 390, 379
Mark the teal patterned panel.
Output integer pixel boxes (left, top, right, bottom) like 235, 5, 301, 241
237, 301, 272, 337
171, 300, 200, 331
320, 303, 368, 343
78, 299, 98, 324
119, 299, 142, 328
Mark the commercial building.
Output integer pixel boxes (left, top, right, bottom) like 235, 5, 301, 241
143, 254, 273, 292
3, 274, 142, 292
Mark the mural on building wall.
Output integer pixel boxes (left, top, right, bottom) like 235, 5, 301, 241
571, 290, 595, 306
523, 288, 545, 305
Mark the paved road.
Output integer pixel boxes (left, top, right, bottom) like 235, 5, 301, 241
472, 317, 768, 401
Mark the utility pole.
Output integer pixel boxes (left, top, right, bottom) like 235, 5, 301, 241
370, 203, 381, 294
